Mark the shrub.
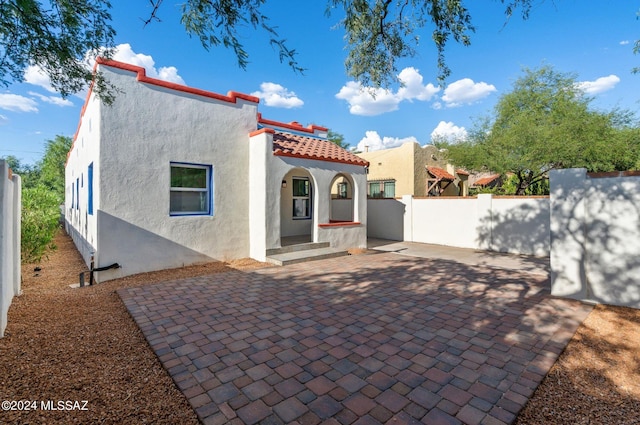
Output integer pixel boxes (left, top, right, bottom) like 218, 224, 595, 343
21, 185, 61, 263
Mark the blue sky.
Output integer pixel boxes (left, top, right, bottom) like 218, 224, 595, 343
1, 1, 639, 165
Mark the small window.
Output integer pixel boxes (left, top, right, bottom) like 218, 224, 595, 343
88, 163, 94, 215
76, 178, 79, 209
383, 181, 395, 198
368, 180, 395, 199
292, 177, 311, 219
170, 163, 212, 215
338, 182, 348, 199
368, 182, 381, 198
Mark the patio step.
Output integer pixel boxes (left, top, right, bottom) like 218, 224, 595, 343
266, 242, 330, 256
266, 246, 348, 266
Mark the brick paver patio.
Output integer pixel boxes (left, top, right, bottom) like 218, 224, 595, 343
118, 252, 592, 425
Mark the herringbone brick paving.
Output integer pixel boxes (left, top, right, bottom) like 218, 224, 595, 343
118, 252, 592, 425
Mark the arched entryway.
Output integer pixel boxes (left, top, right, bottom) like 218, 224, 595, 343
280, 168, 314, 245
329, 173, 355, 222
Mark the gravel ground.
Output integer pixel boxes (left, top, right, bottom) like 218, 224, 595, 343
1, 229, 639, 424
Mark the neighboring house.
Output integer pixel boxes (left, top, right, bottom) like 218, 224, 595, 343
358, 142, 469, 197
472, 174, 502, 190
65, 59, 368, 282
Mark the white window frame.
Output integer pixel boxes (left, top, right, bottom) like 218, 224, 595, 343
170, 162, 213, 216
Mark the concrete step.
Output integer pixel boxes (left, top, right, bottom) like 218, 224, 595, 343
266, 242, 330, 256
266, 247, 349, 266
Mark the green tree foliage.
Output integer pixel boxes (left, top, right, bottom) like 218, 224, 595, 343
2, 155, 40, 188
1, 0, 540, 99
38, 135, 72, 199
0, 0, 116, 99
444, 65, 639, 195
327, 130, 350, 149
1, 136, 71, 262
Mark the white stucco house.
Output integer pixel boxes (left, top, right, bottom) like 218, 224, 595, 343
65, 59, 368, 282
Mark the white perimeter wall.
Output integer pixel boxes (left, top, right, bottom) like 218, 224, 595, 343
0, 160, 21, 337
550, 168, 640, 308
368, 194, 550, 256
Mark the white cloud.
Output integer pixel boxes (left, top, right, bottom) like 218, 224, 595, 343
335, 82, 399, 116
0, 114, 8, 125
24, 66, 56, 93
24, 43, 187, 100
430, 121, 468, 143
576, 74, 620, 95
28, 91, 74, 107
441, 78, 497, 107
251, 82, 304, 108
356, 131, 419, 152
335, 67, 440, 116
620, 40, 630, 45
0, 94, 38, 112
111, 43, 186, 85
396, 67, 440, 101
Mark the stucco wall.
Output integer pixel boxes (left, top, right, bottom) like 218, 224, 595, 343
368, 194, 550, 256
366, 199, 404, 240
65, 89, 101, 266
66, 64, 259, 281
550, 168, 640, 308
359, 142, 415, 196
0, 160, 21, 337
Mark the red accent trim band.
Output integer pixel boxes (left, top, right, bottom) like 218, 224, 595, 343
588, 170, 640, 179
258, 113, 328, 134
318, 221, 362, 228
249, 128, 275, 137
96, 58, 260, 104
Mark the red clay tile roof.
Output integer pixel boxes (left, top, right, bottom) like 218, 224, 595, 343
427, 166, 455, 181
456, 169, 470, 176
272, 131, 369, 166
474, 174, 501, 186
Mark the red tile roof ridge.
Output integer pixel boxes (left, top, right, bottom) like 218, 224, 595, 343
474, 174, 501, 186
272, 131, 368, 167
426, 166, 455, 181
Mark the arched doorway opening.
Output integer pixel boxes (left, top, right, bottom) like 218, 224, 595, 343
280, 168, 314, 245
329, 173, 355, 222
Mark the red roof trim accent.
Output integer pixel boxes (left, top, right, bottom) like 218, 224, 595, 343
249, 128, 275, 137
95, 58, 260, 104
587, 170, 640, 179
258, 113, 328, 134
318, 221, 362, 228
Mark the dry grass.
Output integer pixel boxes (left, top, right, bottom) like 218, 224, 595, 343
1, 229, 639, 424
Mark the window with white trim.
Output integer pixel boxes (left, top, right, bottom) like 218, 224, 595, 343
292, 177, 311, 219
170, 163, 212, 215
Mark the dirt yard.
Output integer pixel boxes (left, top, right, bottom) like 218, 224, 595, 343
1, 230, 639, 424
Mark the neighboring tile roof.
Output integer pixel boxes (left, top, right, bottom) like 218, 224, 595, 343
272, 131, 369, 166
426, 166, 455, 181
474, 174, 501, 186
456, 169, 470, 176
